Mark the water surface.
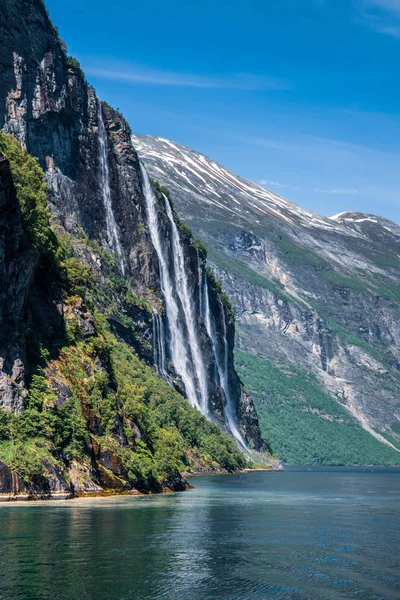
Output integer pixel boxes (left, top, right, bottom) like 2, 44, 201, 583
0, 468, 399, 599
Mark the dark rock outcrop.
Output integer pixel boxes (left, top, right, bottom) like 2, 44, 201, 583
0, 157, 37, 412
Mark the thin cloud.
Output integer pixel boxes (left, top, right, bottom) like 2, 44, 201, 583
260, 179, 301, 190
314, 188, 360, 194
356, 0, 400, 36
362, 0, 400, 14
86, 64, 290, 91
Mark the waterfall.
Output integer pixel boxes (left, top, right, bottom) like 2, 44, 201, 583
140, 161, 246, 448
203, 275, 247, 449
152, 312, 167, 376
163, 194, 209, 415
97, 101, 125, 275
140, 163, 208, 413
196, 247, 204, 319
218, 296, 247, 449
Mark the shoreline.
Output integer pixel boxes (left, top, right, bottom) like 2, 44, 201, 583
0, 468, 280, 504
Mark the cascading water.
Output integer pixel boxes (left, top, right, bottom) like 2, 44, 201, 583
152, 312, 167, 376
196, 247, 204, 318
140, 163, 207, 413
97, 101, 125, 275
203, 274, 247, 450
140, 161, 247, 448
163, 194, 209, 415
217, 297, 248, 449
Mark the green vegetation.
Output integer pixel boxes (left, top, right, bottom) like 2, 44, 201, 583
0, 131, 58, 260
391, 423, 400, 435
0, 136, 246, 490
235, 349, 400, 466
272, 231, 400, 302
0, 316, 246, 487
151, 178, 171, 201
273, 236, 327, 269
65, 56, 86, 81
193, 238, 208, 255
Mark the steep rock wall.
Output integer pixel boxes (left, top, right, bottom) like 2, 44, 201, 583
0, 157, 37, 412
0, 0, 263, 450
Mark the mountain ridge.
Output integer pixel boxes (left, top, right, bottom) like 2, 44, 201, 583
133, 133, 400, 465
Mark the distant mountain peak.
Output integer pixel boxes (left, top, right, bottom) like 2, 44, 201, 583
330, 211, 400, 240
132, 134, 358, 237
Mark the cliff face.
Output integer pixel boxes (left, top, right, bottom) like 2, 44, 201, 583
133, 135, 400, 465
0, 0, 264, 482
0, 0, 153, 281
0, 158, 36, 412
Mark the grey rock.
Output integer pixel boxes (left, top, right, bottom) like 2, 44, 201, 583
133, 134, 400, 449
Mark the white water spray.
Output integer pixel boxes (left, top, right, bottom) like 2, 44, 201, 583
140, 163, 206, 412
97, 101, 125, 274
163, 194, 209, 415
152, 312, 167, 376
203, 275, 247, 449
140, 162, 247, 448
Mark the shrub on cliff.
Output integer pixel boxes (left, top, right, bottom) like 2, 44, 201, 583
0, 131, 58, 260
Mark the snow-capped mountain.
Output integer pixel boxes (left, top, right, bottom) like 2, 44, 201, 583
132, 133, 400, 465
132, 135, 358, 235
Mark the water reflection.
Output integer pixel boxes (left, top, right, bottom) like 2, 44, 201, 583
0, 469, 399, 599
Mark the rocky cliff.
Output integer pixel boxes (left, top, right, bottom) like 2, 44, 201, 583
0, 0, 267, 498
0, 156, 37, 413
133, 135, 400, 465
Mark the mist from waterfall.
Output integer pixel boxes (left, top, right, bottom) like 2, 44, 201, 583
97, 101, 125, 275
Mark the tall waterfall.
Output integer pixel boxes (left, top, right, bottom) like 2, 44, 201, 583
203, 275, 247, 449
140, 163, 208, 413
140, 162, 247, 448
97, 102, 125, 275
163, 194, 209, 415
152, 312, 166, 376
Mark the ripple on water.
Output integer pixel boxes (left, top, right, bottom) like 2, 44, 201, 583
0, 469, 399, 600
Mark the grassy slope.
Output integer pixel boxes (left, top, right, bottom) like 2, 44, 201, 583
235, 349, 400, 466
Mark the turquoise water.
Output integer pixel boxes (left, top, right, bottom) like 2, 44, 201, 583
0, 468, 399, 599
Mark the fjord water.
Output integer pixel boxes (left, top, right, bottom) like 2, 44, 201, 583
1, 469, 399, 600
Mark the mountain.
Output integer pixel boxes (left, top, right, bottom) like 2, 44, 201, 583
0, 0, 269, 500
132, 134, 400, 465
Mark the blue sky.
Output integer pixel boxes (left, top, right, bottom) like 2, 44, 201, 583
46, 0, 400, 222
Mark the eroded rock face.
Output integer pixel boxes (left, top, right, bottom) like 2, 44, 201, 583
0, 459, 71, 500
0, 460, 27, 496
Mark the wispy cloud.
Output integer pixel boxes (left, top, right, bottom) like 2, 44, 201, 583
260, 179, 301, 190
86, 63, 290, 91
356, 0, 400, 37
313, 188, 360, 194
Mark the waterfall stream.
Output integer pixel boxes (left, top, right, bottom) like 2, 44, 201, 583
163, 194, 209, 415
140, 163, 207, 412
140, 161, 246, 447
203, 275, 247, 449
97, 102, 125, 274
152, 312, 167, 376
